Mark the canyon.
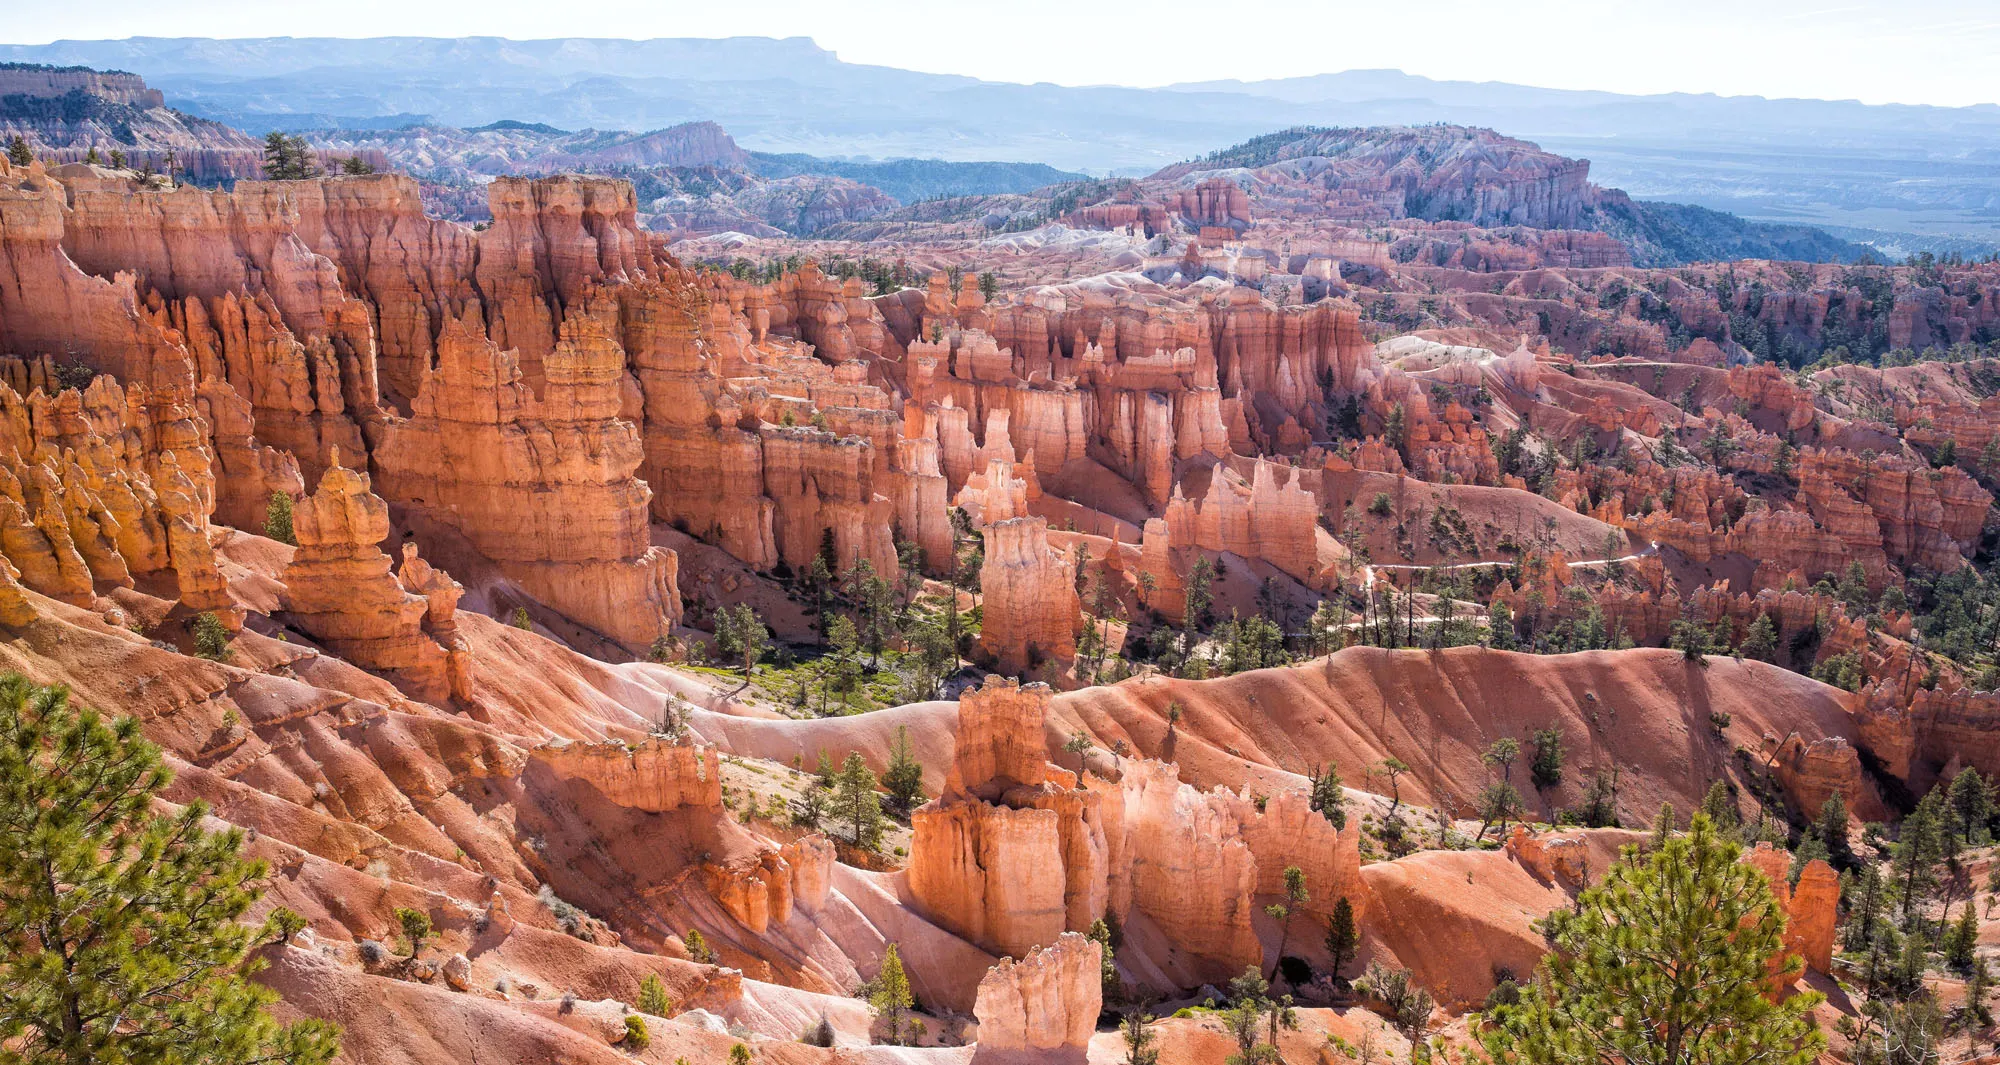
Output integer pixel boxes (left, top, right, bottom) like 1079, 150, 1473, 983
0, 59, 1993, 1065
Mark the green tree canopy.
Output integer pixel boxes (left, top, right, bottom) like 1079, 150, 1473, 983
1479, 813, 1824, 1065
0, 673, 341, 1065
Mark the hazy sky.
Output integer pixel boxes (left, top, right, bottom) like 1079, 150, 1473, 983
11, 0, 2000, 108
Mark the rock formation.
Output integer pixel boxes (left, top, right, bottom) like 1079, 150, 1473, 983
529, 738, 722, 812
1742, 843, 1838, 978
971, 933, 1101, 1064
373, 310, 681, 648
978, 516, 1078, 673
281, 453, 461, 703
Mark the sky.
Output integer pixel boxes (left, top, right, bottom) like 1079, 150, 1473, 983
9, 0, 2000, 108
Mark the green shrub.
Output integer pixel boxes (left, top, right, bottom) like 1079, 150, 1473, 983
622, 1015, 650, 1052
191, 611, 232, 661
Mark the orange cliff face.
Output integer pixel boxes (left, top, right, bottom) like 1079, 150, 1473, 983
372, 308, 681, 647
281, 453, 467, 704
909, 676, 1368, 987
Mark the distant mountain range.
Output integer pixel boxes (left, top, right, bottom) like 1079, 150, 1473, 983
4, 36, 1996, 252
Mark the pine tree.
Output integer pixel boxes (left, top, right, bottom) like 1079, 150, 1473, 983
1479, 779, 1525, 840
1891, 789, 1946, 929
1737, 613, 1778, 662
1814, 793, 1853, 869
1087, 918, 1119, 1004
1120, 1008, 1161, 1065
1700, 780, 1739, 833
881, 725, 926, 813
1946, 766, 1993, 844
1479, 814, 1825, 1065
1376, 757, 1410, 814
191, 611, 234, 661
0, 673, 341, 1065
1529, 728, 1566, 792
637, 972, 673, 1016
1844, 863, 1886, 953
1944, 902, 1979, 974
870, 943, 915, 1046
1308, 763, 1347, 830
260, 132, 318, 180
1487, 602, 1519, 650
6, 135, 31, 167
1650, 801, 1676, 849
1221, 967, 1277, 1065
1266, 866, 1309, 978
713, 603, 768, 680
1324, 896, 1360, 983
394, 906, 433, 958
834, 752, 882, 851
681, 927, 715, 964
1961, 956, 1993, 1034
262, 490, 296, 546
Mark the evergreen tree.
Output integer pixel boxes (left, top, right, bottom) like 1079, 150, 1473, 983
681, 927, 715, 964
1528, 728, 1566, 792
1484, 737, 1521, 784
637, 972, 673, 1016
1181, 556, 1215, 666
1324, 897, 1360, 983
1960, 957, 1993, 1035
1087, 918, 1120, 1004
1700, 780, 1740, 833
192, 611, 233, 661
1062, 731, 1094, 773
869, 944, 915, 1046
1120, 1008, 1160, 1065
0, 674, 341, 1065
1814, 793, 1854, 870
1844, 863, 1886, 953
259, 132, 318, 180
1221, 967, 1279, 1065
1479, 780, 1525, 840
1737, 613, 1778, 662
1487, 602, 1519, 650
1890, 930, 1929, 1000
6, 135, 31, 167
713, 603, 768, 680
1943, 902, 1979, 974
1479, 814, 1825, 1065
1357, 962, 1433, 1044
1650, 802, 1677, 849
1375, 757, 1410, 814
881, 725, 926, 813
338, 156, 376, 175
834, 752, 883, 851
1307, 763, 1347, 830
262, 490, 295, 546
1891, 789, 1947, 930
394, 906, 433, 958
1265, 866, 1309, 978
1946, 766, 1993, 844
